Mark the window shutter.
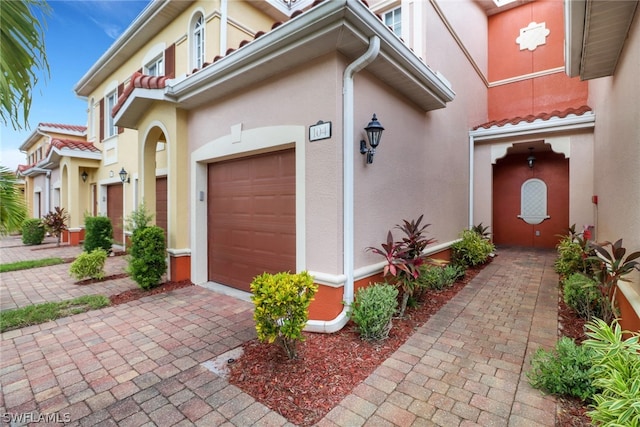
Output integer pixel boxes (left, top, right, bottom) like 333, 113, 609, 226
117, 83, 124, 134
99, 98, 104, 141
165, 44, 175, 78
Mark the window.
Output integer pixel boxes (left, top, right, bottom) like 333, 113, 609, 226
145, 55, 164, 76
384, 7, 402, 37
192, 14, 205, 69
105, 90, 118, 138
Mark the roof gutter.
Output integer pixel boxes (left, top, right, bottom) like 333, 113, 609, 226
306, 35, 381, 334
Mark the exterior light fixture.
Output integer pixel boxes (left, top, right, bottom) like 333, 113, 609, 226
527, 147, 536, 169
81, 171, 88, 182
119, 167, 130, 183
360, 113, 384, 164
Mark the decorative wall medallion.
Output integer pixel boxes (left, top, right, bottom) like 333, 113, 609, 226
516, 22, 550, 51
518, 178, 550, 224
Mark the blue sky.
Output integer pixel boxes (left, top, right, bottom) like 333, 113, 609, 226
0, 0, 150, 171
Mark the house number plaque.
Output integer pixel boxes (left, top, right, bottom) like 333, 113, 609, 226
309, 120, 331, 142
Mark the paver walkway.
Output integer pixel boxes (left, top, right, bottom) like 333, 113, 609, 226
1, 240, 560, 426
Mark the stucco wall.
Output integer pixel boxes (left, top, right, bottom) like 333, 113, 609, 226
588, 17, 640, 290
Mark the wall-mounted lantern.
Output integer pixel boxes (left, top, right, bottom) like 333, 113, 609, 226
81, 171, 88, 182
119, 167, 130, 184
527, 147, 536, 169
359, 113, 384, 164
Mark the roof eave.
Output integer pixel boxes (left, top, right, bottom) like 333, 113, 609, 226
114, 88, 173, 129
169, 0, 454, 112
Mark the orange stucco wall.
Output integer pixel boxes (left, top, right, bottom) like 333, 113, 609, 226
618, 288, 640, 335
487, 0, 587, 120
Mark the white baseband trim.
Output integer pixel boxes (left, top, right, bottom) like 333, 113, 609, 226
68, 227, 83, 232
305, 308, 350, 333
167, 248, 191, 257
308, 271, 347, 288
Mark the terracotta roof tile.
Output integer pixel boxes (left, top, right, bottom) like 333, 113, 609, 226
39, 123, 87, 133
48, 138, 100, 156
473, 105, 593, 130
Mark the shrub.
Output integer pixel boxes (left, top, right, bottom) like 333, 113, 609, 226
348, 283, 399, 341
451, 229, 495, 268
471, 222, 491, 240
84, 216, 113, 254
527, 336, 597, 401
125, 200, 154, 235
42, 207, 69, 246
127, 226, 166, 290
554, 236, 585, 277
562, 273, 602, 320
21, 218, 44, 245
69, 249, 107, 281
584, 318, 640, 426
417, 264, 464, 291
251, 271, 317, 359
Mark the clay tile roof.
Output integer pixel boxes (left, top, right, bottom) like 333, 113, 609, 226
472, 105, 593, 130
17, 164, 34, 173
40, 123, 87, 133
48, 138, 101, 155
112, 71, 170, 117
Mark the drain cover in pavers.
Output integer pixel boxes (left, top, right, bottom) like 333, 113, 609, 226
201, 347, 244, 379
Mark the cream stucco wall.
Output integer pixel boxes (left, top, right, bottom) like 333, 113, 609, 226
588, 18, 640, 288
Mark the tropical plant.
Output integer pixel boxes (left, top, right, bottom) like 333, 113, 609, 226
83, 216, 113, 254
69, 249, 107, 281
583, 318, 640, 426
367, 215, 436, 317
42, 207, 69, 246
21, 218, 44, 245
562, 273, 602, 320
418, 263, 465, 291
588, 239, 640, 324
471, 222, 491, 240
251, 271, 317, 359
0, 165, 27, 235
125, 200, 154, 235
0, 0, 50, 129
451, 229, 495, 268
527, 336, 597, 401
554, 225, 596, 277
348, 283, 398, 341
127, 226, 167, 290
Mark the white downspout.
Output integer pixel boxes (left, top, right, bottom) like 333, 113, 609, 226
219, 0, 228, 56
306, 36, 381, 334
468, 134, 474, 229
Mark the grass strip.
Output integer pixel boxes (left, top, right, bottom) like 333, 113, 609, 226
0, 257, 66, 273
0, 295, 110, 332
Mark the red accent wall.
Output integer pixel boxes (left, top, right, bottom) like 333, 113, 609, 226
487, 0, 588, 120
492, 151, 569, 248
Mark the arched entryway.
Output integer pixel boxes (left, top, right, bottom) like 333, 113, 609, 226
492, 144, 569, 248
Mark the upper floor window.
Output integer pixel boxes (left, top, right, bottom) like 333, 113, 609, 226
105, 90, 118, 138
192, 14, 205, 69
145, 55, 164, 76
384, 7, 402, 37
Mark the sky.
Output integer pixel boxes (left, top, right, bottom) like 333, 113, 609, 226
0, 0, 151, 171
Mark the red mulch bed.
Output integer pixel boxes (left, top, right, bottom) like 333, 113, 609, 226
108, 280, 193, 305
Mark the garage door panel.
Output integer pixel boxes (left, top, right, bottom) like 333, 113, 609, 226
208, 149, 295, 292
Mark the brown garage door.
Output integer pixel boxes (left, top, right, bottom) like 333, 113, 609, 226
107, 184, 123, 245
156, 176, 167, 238
207, 149, 296, 292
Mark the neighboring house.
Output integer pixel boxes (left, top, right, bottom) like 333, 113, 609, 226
65, 0, 637, 332
17, 123, 99, 245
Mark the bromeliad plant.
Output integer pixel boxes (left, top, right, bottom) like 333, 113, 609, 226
588, 239, 640, 324
367, 215, 435, 318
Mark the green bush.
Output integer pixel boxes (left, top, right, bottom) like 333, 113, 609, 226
417, 264, 465, 291
584, 319, 640, 426
127, 226, 166, 290
562, 273, 602, 320
451, 229, 495, 268
21, 218, 44, 245
348, 283, 399, 341
527, 336, 597, 401
251, 271, 317, 359
69, 249, 108, 281
554, 236, 585, 276
84, 216, 113, 254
